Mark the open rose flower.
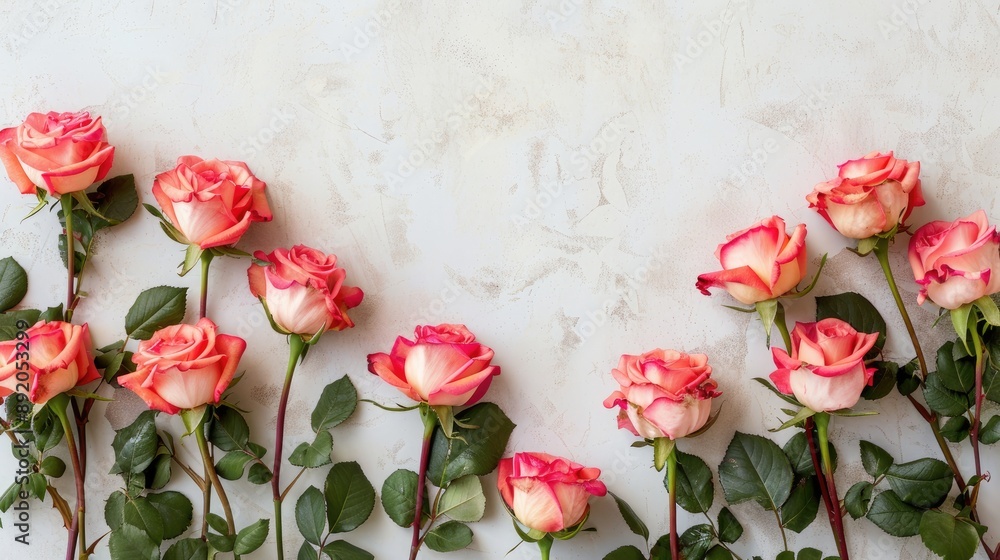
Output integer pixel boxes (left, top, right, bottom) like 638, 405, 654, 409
119, 318, 246, 414
604, 349, 720, 440
153, 155, 272, 249
0, 111, 115, 195
908, 210, 1000, 310
0, 321, 100, 405
248, 245, 363, 337
497, 452, 607, 533
367, 324, 500, 406
769, 319, 879, 412
697, 216, 808, 304
807, 151, 924, 239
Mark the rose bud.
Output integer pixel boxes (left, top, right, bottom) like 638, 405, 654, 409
367, 324, 500, 406
248, 245, 363, 337
807, 151, 924, 239
769, 319, 879, 412
697, 216, 808, 304
604, 349, 720, 440
497, 452, 607, 533
0, 321, 100, 404
118, 318, 246, 414
0, 111, 115, 195
908, 210, 1000, 310
152, 155, 272, 249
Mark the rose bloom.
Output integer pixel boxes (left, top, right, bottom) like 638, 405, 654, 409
248, 245, 363, 337
908, 210, 1000, 310
0, 111, 115, 195
696, 216, 808, 305
119, 318, 246, 414
807, 151, 924, 239
367, 324, 500, 406
152, 155, 272, 249
769, 319, 879, 412
0, 321, 100, 405
497, 452, 607, 533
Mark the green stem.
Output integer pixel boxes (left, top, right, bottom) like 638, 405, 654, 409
666, 444, 680, 560
195, 421, 239, 559
774, 301, 792, 351
815, 413, 849, 560
60, 194, 76, 322
969, 319, 985, 510
409, 405, 438, 560
50, 395, 84, 560
537, 535, 553, 560
272, 334, 307, 560
199, 251, 214, 319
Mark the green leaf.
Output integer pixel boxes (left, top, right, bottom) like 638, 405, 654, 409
680, 523, 714, 560
867, 490, 923, 537
32, 405, 65, 453
845, 481, 873, 520
207, 513, 229, 535
91, 174, 139, 228
325, 461, 375, 533
27, 473, 46, 500
125, 286, 188, 340
298, 542, 319, 560
0, 482, 20, 513
719, 432, 794, 511
216, 450, 254, 480
885, 458, 953, 508
0, 257, 28, 312
147, 491, 193, 540
248, 462, 273, 485
859, 440, 894, 478
897, 359, 922, 396
923, 372, 972, 417
233, 519, 270, 555
38, 456, 66, 478
816, 292, 886, 358
604, 546, 648, 560
105, 490, 126, 531
109, 524, 159, 560
146, 451, 172, 490
123, 497, 165, 545
423, 520, 473, 552
797, 549, 823, 560
438, 474, 486, 523
380, 468, 425, 528
296, 486, 326, 546
610, 491, 648, 542
207, 532, 235, 552
863, 361, 897, 400
937, 341, 976, 393
784, 431, 837, 478
780, 477, 820, 533
706, 546, 735, 560
941, 416, 971, 443
312, 375, 358, 432
111, 411, 159, 474
717, 507, 743, 544
39, 304, 63, 322
427, 402, 515, 486
289, 431, 334, 468
163, 538, 208, 560
671, 450, 714, 513
209, 406, 250, 452
980, 415, 1000, 444
321, 540, 374, 560
920, 510, 981, 560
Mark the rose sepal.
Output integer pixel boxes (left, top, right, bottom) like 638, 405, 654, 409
180, 405, 209, 436
653, 436, 675, 472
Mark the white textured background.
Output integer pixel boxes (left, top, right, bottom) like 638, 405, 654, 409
2, 1, 1000, 558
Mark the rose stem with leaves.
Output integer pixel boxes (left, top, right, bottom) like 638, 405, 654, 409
199, 251, 214, 319
665, 443, 680, 560
49, 394, 84, 560
410, 405, 438, 560
872, 241, 966, 486
272, 334, 307, 560
195, 416, 240, 559
968, 312, 987, 510
814, 413, 849, 560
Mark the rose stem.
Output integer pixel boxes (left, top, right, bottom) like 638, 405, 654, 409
410, 405, 438, 560
969, 316, 986, 509
50, 395, 84, 560
272, 334, 306, 560
773, 301, 793, 351
199, 251, 214, 319
805, 417, 838, 540
195, 419, 240, 559
814, 413, 849, 560
666, 443, 680, 560
537, 534, 554, 560
873, 241, 966, 484
60, 194, 76, 322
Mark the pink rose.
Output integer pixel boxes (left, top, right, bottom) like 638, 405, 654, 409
497, 452, 607, 533
152, 155, 272, 249
0, 111, 115, 195
769, 319, 879, 412
367, 324, 500, 406
603, 350, 720, 440
248, 245, 363, 337
807, 151, 924, 239
119, 318, 246, 414
696, 216, 808, 304
908, 210, 1000, 310
0, 321, 100, 405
